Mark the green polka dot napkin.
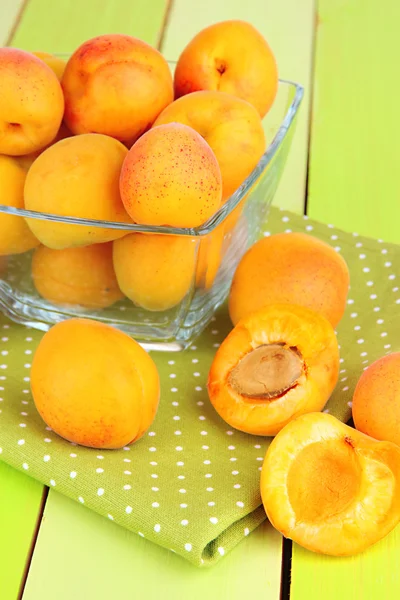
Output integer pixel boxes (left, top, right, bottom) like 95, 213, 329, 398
0, 207, 399, 567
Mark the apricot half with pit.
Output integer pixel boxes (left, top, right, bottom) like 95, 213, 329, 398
207, 304, 339, 436
261, 412, 400, 556
31, 318, 160, 449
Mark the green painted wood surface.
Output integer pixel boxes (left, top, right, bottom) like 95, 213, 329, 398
162, 0, 316, 215
0, 0, 25, 45
11, 0, 169, 52
23, 492, 282, 600
306, 0, 400, 243
291, 0, 400, 597
0, 461, 44, 600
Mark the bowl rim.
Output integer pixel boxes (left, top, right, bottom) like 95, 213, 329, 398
0, 74, 304, 237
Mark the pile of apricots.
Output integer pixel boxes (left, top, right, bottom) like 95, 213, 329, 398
0, 20, 277, 308
2, 21, 399, 560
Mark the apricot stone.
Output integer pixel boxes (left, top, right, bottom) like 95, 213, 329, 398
174, 20, 278, 118
24, 134, 132, 249
62, 34, 173, 146
31, 318, 160, 449
0, 155, 40, 256
261, 412, 400, 556
153, 91, 266, 201
0, 48, 64, 156
353, 353, 400, 447
113, 233, 197, 311
229, 232, 350, 328
32, 243, 124, 309
120, 123, 222, 228
207, 304, 339, 436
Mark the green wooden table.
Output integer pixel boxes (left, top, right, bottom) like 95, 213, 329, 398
1, 0, 400, 598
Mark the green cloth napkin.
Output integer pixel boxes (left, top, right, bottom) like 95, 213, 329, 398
1, 206, 399, 567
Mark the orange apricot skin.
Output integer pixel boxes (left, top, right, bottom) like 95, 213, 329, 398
119, 123, 222, 228
174, 21, 278, 118
261, 412, 400, 556
229, 232, 350, 328
195, 225, 225, 289
353, 353, 400, 446
62, 34, 173, 146
32, 243, 124, 309
31, 318, 160, 449
0, 48, 64, 156
32, 51, 66, 81
207, 304, 339, 436
113, 233, 197, 311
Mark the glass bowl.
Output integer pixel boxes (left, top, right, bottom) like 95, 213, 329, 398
0, 77, 303, 351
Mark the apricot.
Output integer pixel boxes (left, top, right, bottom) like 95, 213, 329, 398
0, 48, 64, 156
31, 318, 160, 449
24, 134, 132, 249
32, 51, 66, 80
113, 233, 197, 311
0, 155, 40, 256
352, 353, 400, 446
207, 304, 339, 436
32, 243, 124, 309
229, 232, 350, 328
62, 34, 173, 146
120, 123, 222, 227
195, 225, 225, 289
174, 20, 278, 118
153, 91, 265, 201
261, 412, 400, 556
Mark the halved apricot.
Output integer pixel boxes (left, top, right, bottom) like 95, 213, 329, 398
207, 304, 339, 436
261, 412, 400, 556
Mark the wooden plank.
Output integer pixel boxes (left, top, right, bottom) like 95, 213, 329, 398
0, 0, 25, 45
306, 0, 400, 243
292, 0, 400, 597
161, 0, 316, 215
10, 0, 169, 52
0, 462, 44, 600
23, 492, 282, 600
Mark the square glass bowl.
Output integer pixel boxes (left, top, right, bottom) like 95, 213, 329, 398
0, 78, 303, 351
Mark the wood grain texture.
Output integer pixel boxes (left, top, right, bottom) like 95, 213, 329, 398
10, 0, 169, 51
306, 0, 400, 242
23, 492, 282, 600
0, 0, 25, 45
161, 0, 316, 214
0, 461, 44, 600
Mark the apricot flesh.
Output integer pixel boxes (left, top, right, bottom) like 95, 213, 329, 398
353, 353, 400, 447
62, 34, 173, 146
119, 123, 222, 228
0, 155, 40, 256
174, 20, 278, 118
207, 304, 339, 435
0, 47, 64, 156
31, 318, 160, 449
229, 232, 350, 328
32, 243, 124, 309
113, 233, 197, 311
261, 412, 400, 556
24, 133, 132, 249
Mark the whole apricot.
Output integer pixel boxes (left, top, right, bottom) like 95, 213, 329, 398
153, 91, 265, 201
62, 34, 173, 146
32, 51, 66, 80
0, 155, 39, 256
229, 232, 350, 328
24, 134, 132, 249
120, 123, 222, 228
352, 353, 400, 446
208, 304, 339, 436
195, 225, 225, 289
113, 233, 197, 311
32, 243, 124, 309
0, 48, 64, 156
261, 412, 400, 556
174, 20, 278, 118
31, 318, 160, 449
